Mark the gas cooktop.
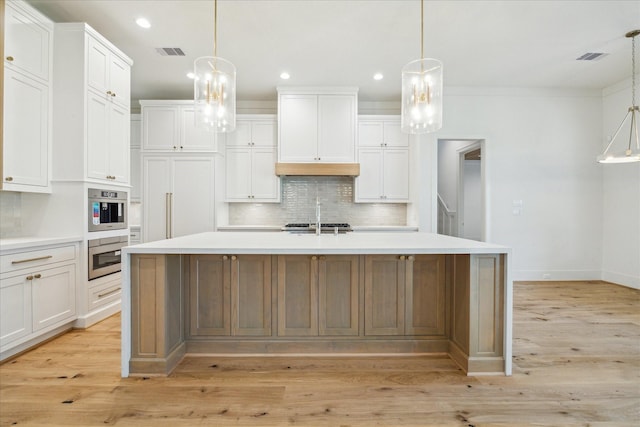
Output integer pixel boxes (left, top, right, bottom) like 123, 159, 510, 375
283, 223, 352, 233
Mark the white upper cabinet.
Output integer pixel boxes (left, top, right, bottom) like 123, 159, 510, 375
4, 0, 51, 82
130, 114, 142, 201
278, 88, 357, 163
355, 116, 410, 203
51, 23, 132, 185
87, 36, 130, 108
140, 101, 220, 152
2, 0, 53, 193
225, 115, 279, 202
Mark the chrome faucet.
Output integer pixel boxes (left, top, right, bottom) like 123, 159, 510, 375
315, 197, 321, 236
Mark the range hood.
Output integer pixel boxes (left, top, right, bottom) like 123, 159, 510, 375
275, 163, 360, 177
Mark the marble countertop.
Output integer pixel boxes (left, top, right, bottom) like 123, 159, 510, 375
0, 236, 83, 252
123, 231, 509, 255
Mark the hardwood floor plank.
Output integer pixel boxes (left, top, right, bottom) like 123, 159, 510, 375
1, 281, 638, 426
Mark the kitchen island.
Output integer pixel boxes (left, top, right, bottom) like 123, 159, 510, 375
121, 232, 512, 377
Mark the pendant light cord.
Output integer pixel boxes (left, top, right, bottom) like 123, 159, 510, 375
213, 0, 218, 58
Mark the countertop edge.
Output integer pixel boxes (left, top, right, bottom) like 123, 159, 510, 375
0, 236, 84, 253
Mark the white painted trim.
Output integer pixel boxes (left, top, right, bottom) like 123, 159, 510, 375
73, 300, 121, 329
514, 269, 602, 281
601, 270, 640, 290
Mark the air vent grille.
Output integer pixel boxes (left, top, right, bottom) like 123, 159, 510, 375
576, 52, 608, 61
155, 47, 186, 56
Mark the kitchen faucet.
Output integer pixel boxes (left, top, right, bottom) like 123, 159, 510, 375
315, 197, 321, 236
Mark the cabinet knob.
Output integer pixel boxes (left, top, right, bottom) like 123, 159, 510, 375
399, 255, 406, 260
173, 146, 177, 150
6, 56, 14, 62
311, 256, 317, 260
34, 274, 42, 279
26, 275, 34, 281
111, 92, 116, 97
223, 255, 229, 260
180, 146, 183, 150
5, 177, 13, 182
231, 255, 237, 261
106, 90, 112, 95
407, 255, 414, 261
319, 256, 326, 260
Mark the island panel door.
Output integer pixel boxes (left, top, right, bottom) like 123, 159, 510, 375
405, 255, 447, 336
230, 255, 272, 336
364, 255, 405, 335
189, 255, 231, 336
318, 255, 359, 336
277, 255, 318, 336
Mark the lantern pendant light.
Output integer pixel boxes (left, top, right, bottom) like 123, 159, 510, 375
401, 0, 443, 134
194, 0, 236, 133
598, 29, 640, 163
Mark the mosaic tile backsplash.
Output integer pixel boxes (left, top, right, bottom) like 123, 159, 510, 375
0, 192, 22, 238
229, 176, 406, 226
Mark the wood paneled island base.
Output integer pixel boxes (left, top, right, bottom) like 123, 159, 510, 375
121, 232, 511, 377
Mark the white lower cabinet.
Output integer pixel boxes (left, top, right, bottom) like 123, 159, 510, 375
0, 242, 79, 361
143, 156, 216, 242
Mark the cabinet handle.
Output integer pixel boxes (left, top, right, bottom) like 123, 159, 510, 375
26, 275, 34, 281
12, 255, 52, 265
98, 287, 121, 298
6, 56, 14, 62
5, 176, 13, 182
34, 274, 42, 279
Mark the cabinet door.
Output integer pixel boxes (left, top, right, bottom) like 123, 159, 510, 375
364, 255, 405, 335
109, 54, 130, 107
189, 255, 230, 336
142, 106, 180, 151
251, 120, 276, 147
171, 158, 215, 238
382, 149, 410, 201
318, 95, 356, 162
180, 107, 217, 151
231, 255, 272, 336
3, 68, 49, 189
0, 274, 32, 346
31, 264, 76, 332
383, 121, 409, 147
107, 103, 130, 183
4, 2, 51, 82
277, 255, 318, 336
318, 255, 359, 336
279, 95, 318, 162
251, 147, 279, 201
226, 120, 252, 147
355, 149, 383, 202
86, 90, 110, 181
87, 36, 109, 95
358, 121, 384, 147
405, 255, 446, 336
130, 147, 141, 201
225, 148, 252, 200
142, 157, 171, 242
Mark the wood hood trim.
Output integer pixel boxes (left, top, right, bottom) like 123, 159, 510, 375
275, 163, 360, 176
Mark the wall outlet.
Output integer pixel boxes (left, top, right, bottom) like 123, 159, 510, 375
542, 273, 551, 280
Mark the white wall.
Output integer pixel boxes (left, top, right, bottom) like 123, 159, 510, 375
601, 78, 640, 289
431, 87, 604, 281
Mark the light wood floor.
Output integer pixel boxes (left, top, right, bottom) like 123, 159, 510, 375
1, 281, 638, 426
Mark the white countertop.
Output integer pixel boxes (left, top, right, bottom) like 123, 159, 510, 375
123, 231, 509, 255
0, 236, 83, 252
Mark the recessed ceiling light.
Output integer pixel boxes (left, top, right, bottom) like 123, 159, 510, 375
373, 73, 384, 81
280, 72, 290, 80
136, 17, 151, 29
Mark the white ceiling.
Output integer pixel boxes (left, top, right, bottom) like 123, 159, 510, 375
26, 0, 640, 104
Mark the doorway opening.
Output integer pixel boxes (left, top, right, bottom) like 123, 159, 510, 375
436, 139, 486, 241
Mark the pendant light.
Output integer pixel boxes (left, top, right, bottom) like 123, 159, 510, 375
598, 29, 640, 163
194, 0, 236, 133
401, 0, 443, 134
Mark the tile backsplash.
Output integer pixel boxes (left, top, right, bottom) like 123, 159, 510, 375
228, 176, 406, 226
0, 192, 22, 238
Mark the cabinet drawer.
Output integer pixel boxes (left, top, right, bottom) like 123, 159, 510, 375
88, 279, 122, 311
1, 245, 76, 275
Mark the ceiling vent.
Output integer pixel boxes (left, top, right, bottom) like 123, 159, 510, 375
576, 52, 608, 61
155, 47, 186, 57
